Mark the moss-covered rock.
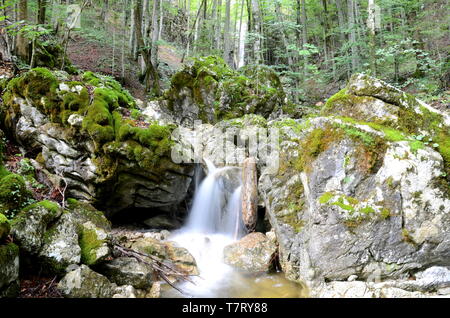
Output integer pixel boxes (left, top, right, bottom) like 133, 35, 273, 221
10, 200, 62, 254
66, 199, 111, 230
1, 67, 194, 216
322, 73, 450, 182
0, 213, 10, 242
78, 221, 110, 266
164, 56, 286, 126
34, 37, 77, 74
260, 92, 450, 286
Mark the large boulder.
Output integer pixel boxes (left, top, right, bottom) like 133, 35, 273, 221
11, 200, 62, 254
223, 232, 277, 273
0, 68, 194, 217
0, 243, 20, 297
259, 74, 450, 288
164, 56, 286, 126
11, 199, 112, 274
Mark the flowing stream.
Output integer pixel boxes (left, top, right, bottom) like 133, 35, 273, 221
161, 160, 307, 298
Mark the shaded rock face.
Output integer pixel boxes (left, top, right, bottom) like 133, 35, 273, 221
223, 232, 277, 273
259, 74, 450, 287
0, 243, 20, 297
0, 68, 195, 218
164, 56, 286, 127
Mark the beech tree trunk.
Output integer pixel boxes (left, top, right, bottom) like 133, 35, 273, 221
16, 0, 29, 62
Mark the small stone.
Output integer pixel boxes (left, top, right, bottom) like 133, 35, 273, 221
146, 282, 161, 298
348, 275, 358, 282
67, 114, 84, 127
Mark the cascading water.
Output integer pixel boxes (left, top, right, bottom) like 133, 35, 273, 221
164, 159, 307, 298
167, 160, 247, 297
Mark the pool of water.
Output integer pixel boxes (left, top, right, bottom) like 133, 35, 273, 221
160, 232, 308, 298
160, 271, 308, 298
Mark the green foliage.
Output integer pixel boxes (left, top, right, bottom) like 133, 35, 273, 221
0, 174, 35, 219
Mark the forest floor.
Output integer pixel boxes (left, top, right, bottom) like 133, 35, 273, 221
19, 276, 63, 298
67, 34, 182, 101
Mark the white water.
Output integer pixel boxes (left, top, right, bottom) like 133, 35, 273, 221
168, 160, 247, 297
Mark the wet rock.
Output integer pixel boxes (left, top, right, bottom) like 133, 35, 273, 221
100, 257, 154, 289
57, 265, 116, 298
223, 232, 277, 273
131, 237, 199, 276
165, 242, 199, 276
0, 243, 20, 298
11, 201, 62, 254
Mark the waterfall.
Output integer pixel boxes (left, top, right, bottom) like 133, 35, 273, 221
184, 160, 245, 237
168, 160, 246, 297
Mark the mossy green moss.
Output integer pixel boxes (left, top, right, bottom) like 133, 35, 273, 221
78, 227, 105, 265
67, 199, 111, 230
0, 213, 11, 241
3, 68, 60, 121
0, 174, 34, 219
319, 192, 334, 204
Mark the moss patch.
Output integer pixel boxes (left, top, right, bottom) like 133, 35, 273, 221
78, 227, 105, 265
0, 174, 34, 219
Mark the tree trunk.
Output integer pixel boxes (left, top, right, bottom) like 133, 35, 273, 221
16, 0, 29, 63
135, 0, 161, 95
151, 0, 161, 67
223, 0, 233, 66
367, 0, 377, 76
37, 0, 47, 24
300, 0, 307, 76
348, 0, 358, 73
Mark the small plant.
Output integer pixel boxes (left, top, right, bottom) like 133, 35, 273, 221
130, 109, 142, 120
